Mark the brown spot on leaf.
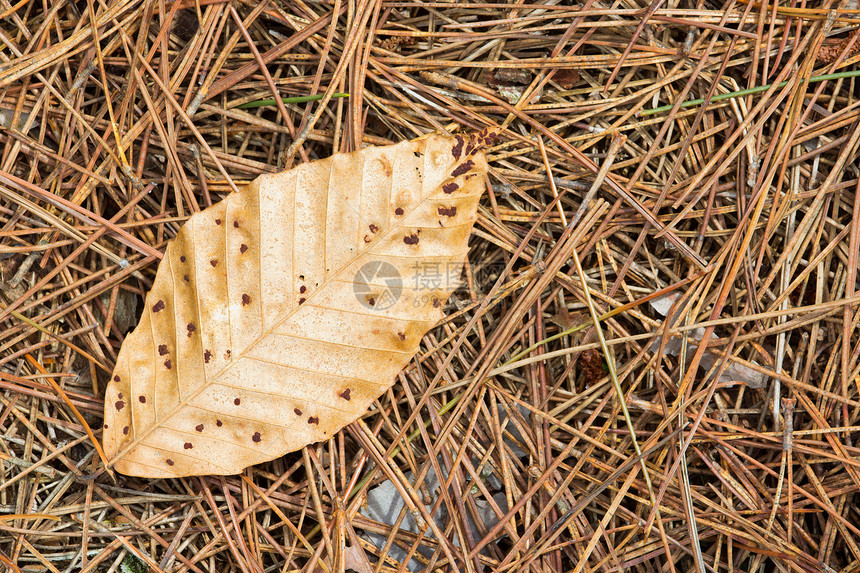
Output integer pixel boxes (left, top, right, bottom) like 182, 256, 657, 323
225, 349, 231, 359
369, 224, 379, 233
139, 395, 146, 403
180, 256, 186, 263
187, 323, 195, 336
308, 416, 319, 425
397, 332, 406, 341
240, 244, 248, 254
452, 135, 464, 158
252, 431, 261, 443
395, 207, 404, 216
367, 297, 375, 307
378, 156, 392, 176
432, 298, 441, 308
153, 300, 165, 313
242, 293, 251, 306
438, 206, 457, 217
299, 285, 307, 294
339, 389, 351, 401
118, 392, 123, 400
298, 298, 306, 304
233, 221, 240, 228
184, 442, 193, 449
404, 234, 419, 245
294, 408, 302, 416
158, 344, 168, 356
166, 459, 174, 466
204, 349, 212, 363
123, 426, 129, 435
210, 259, 218, 267
215, 218, 222, 225
234, 398, 241, 405
364, 235, 371, 243
184, 274, 190, 282
442, 182, 459, 194
114, 375, 120, 382
451, 159, 474, 177
164, 359, 172, 370
115, 400, 125, 411
103, 424, 108, 429
216, 419, 223, 427
196, 424, 204, 432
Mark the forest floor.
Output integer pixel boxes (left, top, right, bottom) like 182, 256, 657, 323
1, 0, 860, 572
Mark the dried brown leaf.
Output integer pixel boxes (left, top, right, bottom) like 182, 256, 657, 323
103, 132, 491, 478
